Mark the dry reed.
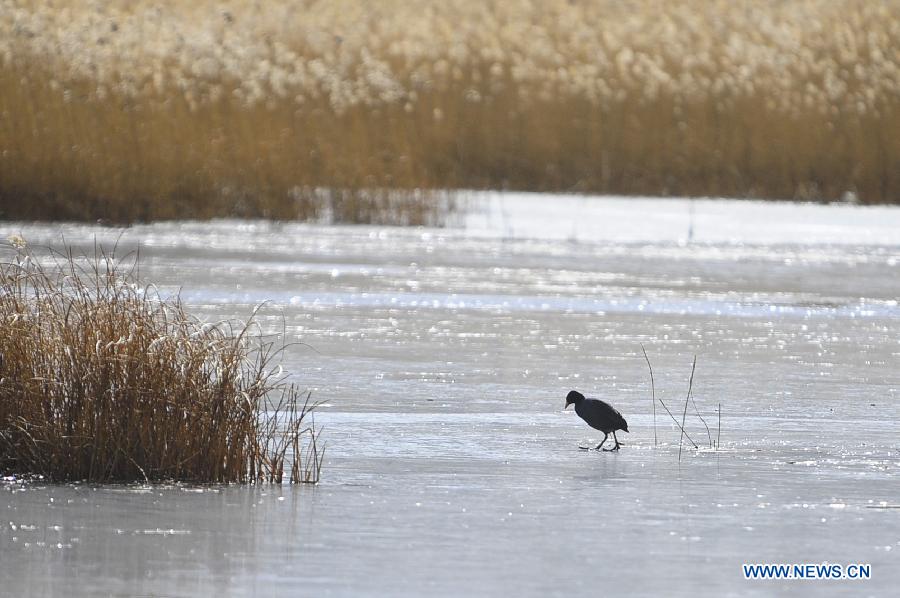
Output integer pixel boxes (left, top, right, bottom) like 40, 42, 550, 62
0, 238, 322, 483
678, 355, 697, 462
1, 0, 899, 223
640, 343, 657, 447
640, 346, 726, 456
640, 346, 698, 449
716, 402, 722, 450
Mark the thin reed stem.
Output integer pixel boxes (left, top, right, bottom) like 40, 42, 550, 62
640, 343, 658, 447
717, 403, 722, 450
678, 355, 697, 462
689, 380, 713, 447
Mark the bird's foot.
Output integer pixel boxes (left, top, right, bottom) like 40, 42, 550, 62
602, 445, 620, 452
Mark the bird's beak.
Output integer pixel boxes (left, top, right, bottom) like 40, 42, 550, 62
564, 403, 570, 409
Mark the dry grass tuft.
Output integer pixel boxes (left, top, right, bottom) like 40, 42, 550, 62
0, 239, 322, 483
1, 0, 899, 222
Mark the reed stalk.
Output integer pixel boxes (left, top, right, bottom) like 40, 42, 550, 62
640, 343, 657, 447
678, 355, 697, 462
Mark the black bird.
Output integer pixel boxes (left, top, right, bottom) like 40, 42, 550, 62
565, 390, 629, 451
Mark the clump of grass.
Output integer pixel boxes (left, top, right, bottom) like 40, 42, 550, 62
1, 0, 899, 223
0, 239, 322, 483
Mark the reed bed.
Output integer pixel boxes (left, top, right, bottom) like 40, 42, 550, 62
1, 0, 899, 223
0, 238, 322, 483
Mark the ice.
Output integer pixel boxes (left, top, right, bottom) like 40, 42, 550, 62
462, 192, 900, 246
2, 193, 899, 595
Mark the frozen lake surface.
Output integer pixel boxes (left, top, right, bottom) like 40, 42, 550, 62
3, 193, 900, 596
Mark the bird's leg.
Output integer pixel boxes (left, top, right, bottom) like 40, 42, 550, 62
603, 431, 621, 452
594, 433, 608, 451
